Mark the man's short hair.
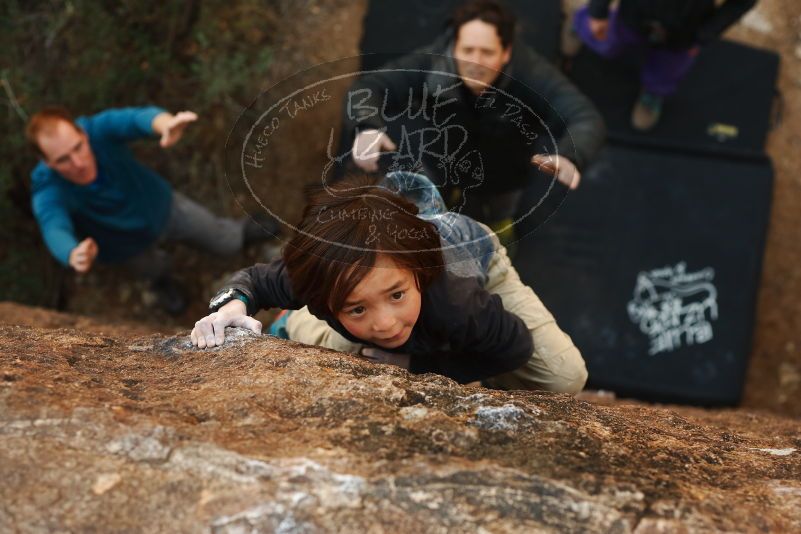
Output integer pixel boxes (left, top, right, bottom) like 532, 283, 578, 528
25, 107, 79, 155
283, 173, 445, 316
450, 0, 517, 49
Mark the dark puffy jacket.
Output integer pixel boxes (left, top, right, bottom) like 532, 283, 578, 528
343, 32, 605, 196
588, 0, 757, 49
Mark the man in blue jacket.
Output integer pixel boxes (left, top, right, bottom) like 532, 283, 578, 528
27, 106, 277, 314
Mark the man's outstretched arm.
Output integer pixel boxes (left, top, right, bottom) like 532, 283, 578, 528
89, 106, 196, 147
151, 110, 198, 147
31, 176, 100, 273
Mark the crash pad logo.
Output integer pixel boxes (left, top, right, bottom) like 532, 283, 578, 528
627, 262, 719, 356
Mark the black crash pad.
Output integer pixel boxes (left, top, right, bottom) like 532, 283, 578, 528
514, 145, 773, 405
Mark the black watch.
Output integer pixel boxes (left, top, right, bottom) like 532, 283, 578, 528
209, 288, 249, 313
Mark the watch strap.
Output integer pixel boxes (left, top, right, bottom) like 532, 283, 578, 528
209, 288, 250, 313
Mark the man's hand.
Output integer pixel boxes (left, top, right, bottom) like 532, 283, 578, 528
352, 129, 397, 172
190, 299, 262, 349
358, 347, 411, 369
152, 111, 198, 148
531, 154, 581, 190
69, 237, 98, 274
589, 17, 609, 41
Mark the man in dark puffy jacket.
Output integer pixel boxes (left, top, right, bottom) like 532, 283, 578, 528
570, 0, 756, 130
341, 0, 605, 244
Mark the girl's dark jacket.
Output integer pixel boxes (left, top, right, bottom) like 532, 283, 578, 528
224, 259, 532, 384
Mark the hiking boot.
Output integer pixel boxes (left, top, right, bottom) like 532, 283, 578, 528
244, 213, 280, 247
631, 91, 663, 131
150, 276, 187, 316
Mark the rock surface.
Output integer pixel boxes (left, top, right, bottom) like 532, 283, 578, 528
0, 301, 166, 337
1, 319, 799, 533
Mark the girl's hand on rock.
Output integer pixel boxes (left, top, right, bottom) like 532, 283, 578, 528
191, 300, 261, 348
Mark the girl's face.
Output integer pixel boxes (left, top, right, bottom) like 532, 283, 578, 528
337, 254, 422, 349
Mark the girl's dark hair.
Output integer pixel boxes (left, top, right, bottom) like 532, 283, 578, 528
450, 0, 517, 49
283, 174, 445, 315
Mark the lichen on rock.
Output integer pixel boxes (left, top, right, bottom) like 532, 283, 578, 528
1, 318, 799, 532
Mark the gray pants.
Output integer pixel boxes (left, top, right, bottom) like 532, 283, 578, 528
126, 191, 245, 281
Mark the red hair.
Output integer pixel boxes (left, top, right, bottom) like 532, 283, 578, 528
25, 107, 80, 154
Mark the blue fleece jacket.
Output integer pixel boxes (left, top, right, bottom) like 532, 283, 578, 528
31, 107, 173, 266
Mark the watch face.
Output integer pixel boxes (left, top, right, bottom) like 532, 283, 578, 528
210, 289, 235, 308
